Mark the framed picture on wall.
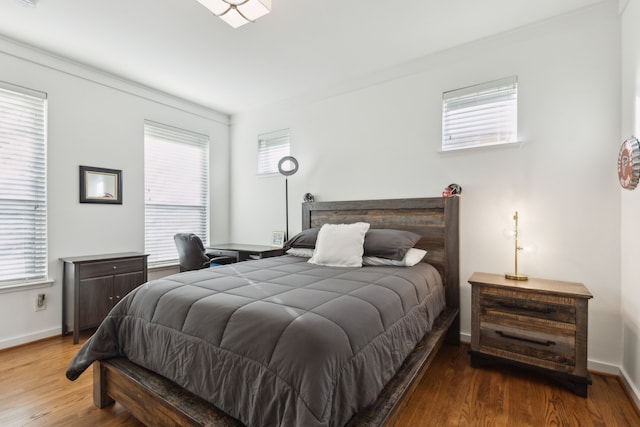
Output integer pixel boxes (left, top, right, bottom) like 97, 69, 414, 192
271, 231, 285, 248
80, 165, 122, 204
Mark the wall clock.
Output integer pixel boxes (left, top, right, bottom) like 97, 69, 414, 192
618, 136, 640, 190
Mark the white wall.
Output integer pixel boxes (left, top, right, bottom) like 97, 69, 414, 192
0, 0, 631, 401
620, 0, 640, 406
0, 36, 231, 348
230, 2, 622, 369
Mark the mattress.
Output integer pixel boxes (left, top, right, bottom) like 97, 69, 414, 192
67, 255, 445, 427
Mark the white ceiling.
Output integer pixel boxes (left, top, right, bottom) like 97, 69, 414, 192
0, 0, 606, 115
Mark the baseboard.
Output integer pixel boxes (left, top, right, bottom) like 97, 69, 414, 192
619, 366, 640, 415
459, 331, 639, 409
459, 332, 471, 344
0, 328, 59, 351
587, 359, 620, 376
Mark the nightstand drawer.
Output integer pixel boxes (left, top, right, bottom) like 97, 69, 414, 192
480, 288, 576, 323
479, 321, 575, 367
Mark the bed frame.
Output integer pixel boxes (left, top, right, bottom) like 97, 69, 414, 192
93, 196, 460, 426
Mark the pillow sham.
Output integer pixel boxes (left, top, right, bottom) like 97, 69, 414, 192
286, 248, 314, 257
362, 248, 427, 267
284, 228, 320, 249
286, 227, 422, 261
363, 229, 422, 261
308, 222, 370, 267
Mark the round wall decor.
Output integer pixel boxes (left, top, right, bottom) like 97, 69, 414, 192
618, 137, 640, 190
278, 156, 298, 176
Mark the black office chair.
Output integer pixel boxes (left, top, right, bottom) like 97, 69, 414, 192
174, 233, 235, 272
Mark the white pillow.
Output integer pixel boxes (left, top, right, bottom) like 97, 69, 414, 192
308, 222, 370, 267
286, 248, 314, 257
362, 248, 427, 267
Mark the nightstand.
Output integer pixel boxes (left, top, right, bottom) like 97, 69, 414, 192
468, 272, 593, 397
206, 244, 285, 263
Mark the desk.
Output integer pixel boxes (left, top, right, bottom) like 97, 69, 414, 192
206, 244, 285, 263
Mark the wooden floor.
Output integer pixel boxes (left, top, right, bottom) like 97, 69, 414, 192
0, 333, 638, 427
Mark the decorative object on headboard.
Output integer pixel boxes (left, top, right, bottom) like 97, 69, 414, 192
617, 136, 640, 190
442, 183, 462, 197
505, 211, 528, 281
278, 156, 299, 240
303, 192, 315, 203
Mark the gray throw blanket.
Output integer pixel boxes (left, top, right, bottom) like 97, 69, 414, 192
67, 255, 445, 427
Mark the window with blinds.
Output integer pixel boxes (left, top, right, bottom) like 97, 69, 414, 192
442, 76, 518, 151
144, 121, 209, 265
0, 81, 48, 287
258, 129, 290, 175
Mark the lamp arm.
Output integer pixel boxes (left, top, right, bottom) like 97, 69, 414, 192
506, 211, 528, 281
285, 177, 289, 241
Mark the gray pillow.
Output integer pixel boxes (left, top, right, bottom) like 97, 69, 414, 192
286, 227, 421, 261
363, 229, 422, 261
285, 228, 320, 249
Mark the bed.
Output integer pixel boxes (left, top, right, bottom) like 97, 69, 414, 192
66, 196, 460, 426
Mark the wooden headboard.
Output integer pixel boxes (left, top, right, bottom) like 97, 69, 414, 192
302, 196, 460, 338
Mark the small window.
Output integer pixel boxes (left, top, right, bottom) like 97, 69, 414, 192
258, 129, 290, 175
442, 76, 517, 151
144, 121, 209, 265
0, 81, 48, 286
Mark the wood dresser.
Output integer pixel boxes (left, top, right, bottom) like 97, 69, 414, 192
61, 253, 148, 344
468, 272, 593, 397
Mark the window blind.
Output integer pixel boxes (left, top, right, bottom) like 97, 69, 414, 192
442, 76, 517, 151
0, 81, 47, 286
258, 130, 290, 175
144, 121, 209, 265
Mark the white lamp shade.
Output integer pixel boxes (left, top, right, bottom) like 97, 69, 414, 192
196, 0, 271, 28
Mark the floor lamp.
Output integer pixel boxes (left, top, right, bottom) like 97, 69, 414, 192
278, 156, 299, 241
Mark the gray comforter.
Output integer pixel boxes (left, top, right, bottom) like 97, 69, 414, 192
67, 255, 445, 427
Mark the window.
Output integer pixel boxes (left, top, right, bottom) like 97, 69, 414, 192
257, 129, 290, 175
0, 81, 47, 286
144, 121, 209, 265
442, 76, 517, 151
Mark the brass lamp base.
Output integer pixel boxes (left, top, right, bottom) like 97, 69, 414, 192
505, 273, 528, 281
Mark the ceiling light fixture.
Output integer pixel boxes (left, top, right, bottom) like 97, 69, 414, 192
195, 0, 271, 29
17, 0, 38, 7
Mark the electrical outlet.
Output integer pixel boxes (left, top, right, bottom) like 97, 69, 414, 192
35, 293, 46, 311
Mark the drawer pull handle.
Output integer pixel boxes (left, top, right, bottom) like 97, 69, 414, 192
495, 330, 556, 347
108, 296, 113, 301
497, 301, 554, 314
113, 266, 117, 269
